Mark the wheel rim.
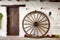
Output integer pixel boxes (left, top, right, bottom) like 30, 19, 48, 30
22, 11, 50, 38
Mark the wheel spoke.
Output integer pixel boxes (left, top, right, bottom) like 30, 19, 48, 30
34, 27, 35, 35
33, 13, 36, 20
27, 16, 33, 22
36, 13, 39, 20
25, 26, 31, 29
25, 19, 32, 23
39, 26, 46, 32
30, 14, 34, 21
35, 27, 38, 36
38, 14, 42, 21
39, 16, 45, 22
36, 27, 38, 36
38, 27, 43, 35
24, 23, 31, 25
26, 26, 32, 32
41, 19, 47, 22
41, 23, 48, 25
41, 25, 48, 29
30, 27, 34, 34
37, 13, 39, 18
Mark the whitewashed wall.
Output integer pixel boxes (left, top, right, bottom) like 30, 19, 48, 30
0, 1, 60, 37
0, 7, 7, 36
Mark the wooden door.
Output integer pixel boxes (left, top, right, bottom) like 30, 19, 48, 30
7, 7, 19, 35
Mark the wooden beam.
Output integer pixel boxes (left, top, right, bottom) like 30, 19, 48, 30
1, 5, 25, 7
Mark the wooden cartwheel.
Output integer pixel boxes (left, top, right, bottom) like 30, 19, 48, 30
22, 11, 50, 38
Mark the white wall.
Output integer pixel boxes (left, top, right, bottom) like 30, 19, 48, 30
0, 7, 7, 36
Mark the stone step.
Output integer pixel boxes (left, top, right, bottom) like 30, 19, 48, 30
0, 36, 60, 40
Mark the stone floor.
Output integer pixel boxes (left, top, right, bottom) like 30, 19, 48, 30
0, 36, 60, 40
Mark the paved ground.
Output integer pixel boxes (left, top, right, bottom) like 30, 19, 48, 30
0, 36, 60, 40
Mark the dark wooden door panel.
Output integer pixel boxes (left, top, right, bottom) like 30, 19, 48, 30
7, 7, 19, 35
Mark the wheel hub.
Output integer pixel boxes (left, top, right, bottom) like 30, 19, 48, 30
34, 22, 39, 27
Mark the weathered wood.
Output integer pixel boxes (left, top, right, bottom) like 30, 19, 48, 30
7, 7, 19, 35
